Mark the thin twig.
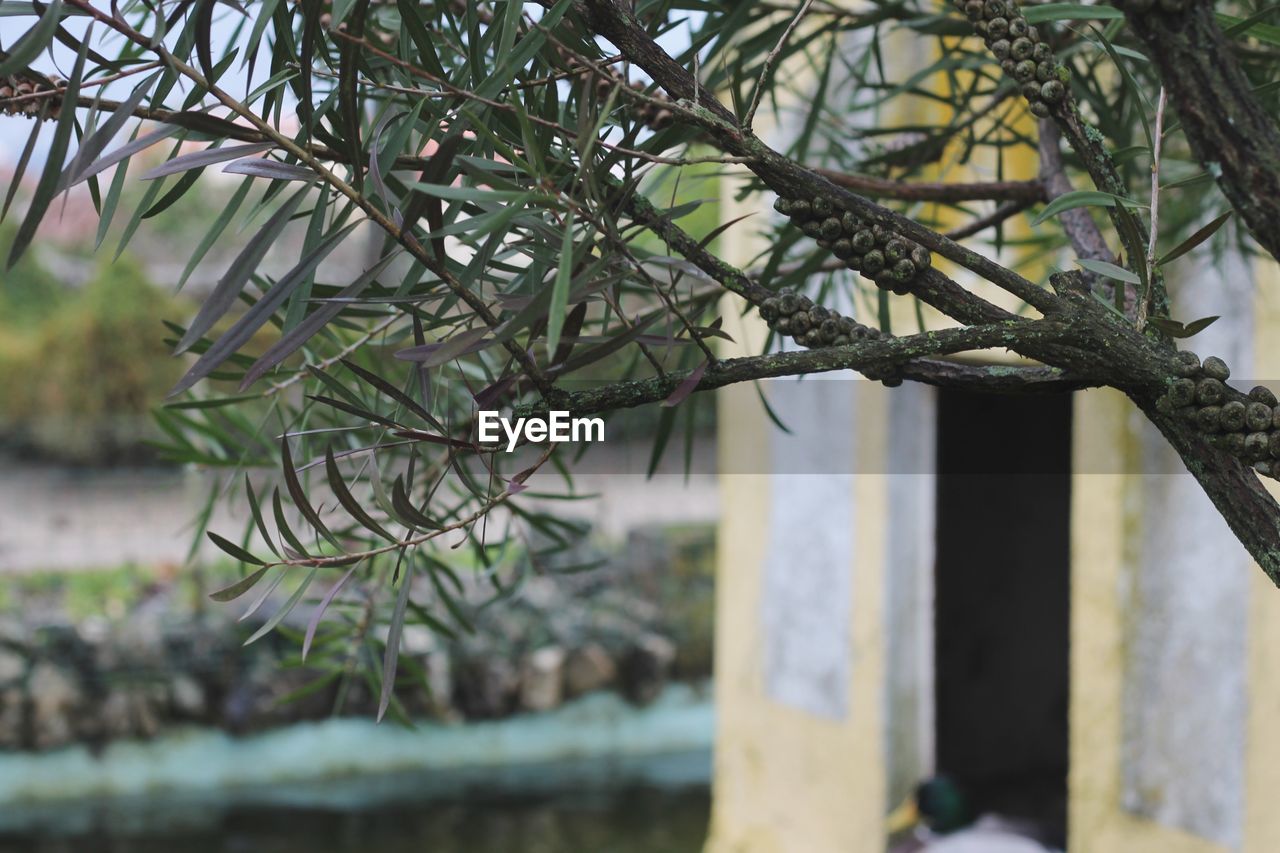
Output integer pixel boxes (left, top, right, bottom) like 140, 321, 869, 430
744, 0, 816, 128
1139, 86, 1168, 332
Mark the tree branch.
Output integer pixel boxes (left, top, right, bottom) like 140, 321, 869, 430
815, 169, 1046, 204
517, 319, 1075, 417
1120, 0, 1280, 264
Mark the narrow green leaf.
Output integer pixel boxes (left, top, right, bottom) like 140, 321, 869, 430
176, 186, 308, 354
1157, 211, 1233, 266
1076, 258, 1140, 284
7, 18, 86, 268
1033, 190, 1145, 226
168, 219, 359, 396
209, 566, 271, 601
546, 212, 574, 358
0, 0, 61, 76
207, 530, 265, 565
378, 550, 413, 722
244, 567, 318, 645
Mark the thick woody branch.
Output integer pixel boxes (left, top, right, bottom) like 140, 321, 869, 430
517, 320, 1076, 417
815, 168, 1046, 204
1121, 0, 1280, 264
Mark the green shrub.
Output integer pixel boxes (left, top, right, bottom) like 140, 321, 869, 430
0, 257, 183, 461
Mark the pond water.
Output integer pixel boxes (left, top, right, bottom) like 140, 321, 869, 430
0, 750, 711, 853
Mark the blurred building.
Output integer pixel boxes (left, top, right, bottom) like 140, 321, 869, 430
703, 30, 1280, 853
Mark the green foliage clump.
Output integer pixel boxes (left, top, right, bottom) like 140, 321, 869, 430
0, 255, 182, 461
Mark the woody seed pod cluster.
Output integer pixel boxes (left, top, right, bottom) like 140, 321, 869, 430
951, 0, 1068, 118
0, 75, 62, 120
1158, 351, 1280, 479
772, 195, 932, 293
589, 73, 674, 130
758, 288, 883, 350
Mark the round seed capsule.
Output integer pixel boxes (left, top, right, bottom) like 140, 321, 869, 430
1168, 378, 1197, 407
1271, 431, 1280, 459
832, 334, 850, 347
778, 292, 800, 315
852, 229, 876, 252
1246, 432, 1271, 461
809, 305, 830, 323
1014, 60, 1037, 81
837, 317, 855, 336
862, 250, 886, 275
964, 0, 984, 19
1036, 62, 1055, 82
1220, 401, 1247, 432
1021, 82, 1042, 101
1196, 377, 1227, 406
892, 259, 917, 283
790, 199, 811, 219
774, 316, 792, 334
820, 217, 843, 240
991, 39, 1012, 60
1250, 385, 1278, 407
1011, 37, 1034, 60
841, 211, 860, 233
1001, 59, 1017, 74
803, 329, 823, 348
760, 298, 780, 322
1247, 402, 1273, 432
1008, 18, 1029, 37
1033, 43, 1053, 62
911, 246, 932, 269
791, 311, 812, 334
1257, 461, 1274, 477
1029, 102, 1051, 118
1202, 356, 1230, 381
1040, 80, 1066, 103
1197, 406, 1223, 432
1224, 432, 1247, 455
833, 239, 854, 259
975, 20, 988, 36
773, 197, 792, 215
1178, 405, 1198, 424
803, 220, 822, 238
885, 239, 909, 262
812, 197, 834, 218
1174, 350, 1201, 377
987, 16, 1009, 38
983, 0, 1006, 16
821, 318, 840, 341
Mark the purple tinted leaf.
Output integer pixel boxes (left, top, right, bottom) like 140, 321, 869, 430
240, 250, 399, 387
223, 158, 317, 181
139, 141, 273, 180
66, 125, 180, 189
168, 218, 359, 396
209, 566, 271, 602
176, 186, 308, 354
662, 360, 708, 407
394, 327, 494, 366
302, 566, 356, 661
379, 551, 414, 722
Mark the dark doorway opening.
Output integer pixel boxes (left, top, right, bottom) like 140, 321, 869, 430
934, 388, 1072, 847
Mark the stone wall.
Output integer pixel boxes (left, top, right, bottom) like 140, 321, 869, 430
0, 524, 714, 753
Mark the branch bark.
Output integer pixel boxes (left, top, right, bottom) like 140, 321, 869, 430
1121, 0, 1280, 263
